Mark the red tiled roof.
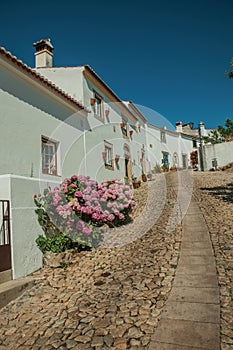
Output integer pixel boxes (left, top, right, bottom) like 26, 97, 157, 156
0, 46, 88, 112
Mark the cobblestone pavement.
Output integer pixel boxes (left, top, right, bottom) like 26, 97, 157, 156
0, 170, 231, 349
193, 170, 233, 350
0, 173, 183, 350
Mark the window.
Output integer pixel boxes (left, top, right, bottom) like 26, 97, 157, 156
93, 92, 103, 121
161, 131, 166, 143
104, 141, 114, 170
42, 137, 58, 175
193, 140, 197, 148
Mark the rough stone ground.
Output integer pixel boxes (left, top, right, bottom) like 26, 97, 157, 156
0, 170, 232, 349
0, 173, 182, 350
193, 170, 233, 350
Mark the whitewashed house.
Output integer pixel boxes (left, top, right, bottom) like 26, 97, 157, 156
147, 123, 197, 171
0, 45, 88, 280
0, 39, 199, 281
34, 39, 148, 183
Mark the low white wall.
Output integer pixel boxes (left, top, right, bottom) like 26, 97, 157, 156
0, 175, 61, 279
202, 141, 233, 170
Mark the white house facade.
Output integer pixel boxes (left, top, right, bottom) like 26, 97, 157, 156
0, 39, 205, 281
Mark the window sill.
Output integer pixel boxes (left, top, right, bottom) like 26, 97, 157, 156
42, 171, 61, 177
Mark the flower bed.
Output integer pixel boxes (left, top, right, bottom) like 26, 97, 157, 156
34, 176, 136, 251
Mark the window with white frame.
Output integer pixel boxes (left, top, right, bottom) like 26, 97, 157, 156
104, 141, 114, 169
93, 92, 103, 120
42, 137, 58, 175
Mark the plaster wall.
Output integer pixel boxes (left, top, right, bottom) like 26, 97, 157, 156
35, 67, 84, 105
202, 140, 233, 170
0, 175, 61, 279
0, 65, 86, 180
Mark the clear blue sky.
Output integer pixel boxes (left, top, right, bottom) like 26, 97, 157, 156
1, 0, 233, 129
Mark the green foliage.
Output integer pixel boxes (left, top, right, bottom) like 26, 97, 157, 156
203, 118, 233, 144
35, 233, 76, 254
59, 261, 67, 269
161, 163, 169, 172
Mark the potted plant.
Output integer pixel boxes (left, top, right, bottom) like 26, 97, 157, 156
124, 176, 130, 185
142, 173, 147, 182
115, 155, 120, 163
132, 176, 141, 189
161, 164, 169, 172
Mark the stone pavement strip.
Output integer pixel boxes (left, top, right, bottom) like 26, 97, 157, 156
148, 196, 220, 350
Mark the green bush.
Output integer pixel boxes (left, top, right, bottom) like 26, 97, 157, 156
36, 233, 78, 254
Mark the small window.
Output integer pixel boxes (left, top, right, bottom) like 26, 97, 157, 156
42, 137, 58, 175
193, 140, 197, 148
93, 92, 103, 121
161, 131, 166, 143
104, 141, 114, 170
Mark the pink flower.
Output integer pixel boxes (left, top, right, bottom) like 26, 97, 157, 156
107, 214, 115, 221
82, 226, 92, 235
74, 191, 83, 197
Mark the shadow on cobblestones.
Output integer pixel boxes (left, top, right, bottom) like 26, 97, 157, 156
200, 181, 233, 203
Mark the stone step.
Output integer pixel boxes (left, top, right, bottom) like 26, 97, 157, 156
0, 269, 12, 284
0, 277, 35, 309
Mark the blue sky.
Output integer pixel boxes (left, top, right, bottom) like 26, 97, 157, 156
1, 0, 233, 129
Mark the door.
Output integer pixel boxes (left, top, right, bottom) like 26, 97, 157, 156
0, 200, 11, 272
182, 154, 188, 169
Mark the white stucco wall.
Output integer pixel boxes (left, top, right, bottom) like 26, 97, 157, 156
202, 141, 233, 170
0, 64, 87, 180
0, 175, 62, 279
147, 124, 195, 170
36, 66, 150, 182
35, 67, 84, 105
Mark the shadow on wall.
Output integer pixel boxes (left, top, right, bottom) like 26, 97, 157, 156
200, 182, 233, 203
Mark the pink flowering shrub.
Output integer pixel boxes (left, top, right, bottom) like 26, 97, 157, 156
34, 175, 135, 249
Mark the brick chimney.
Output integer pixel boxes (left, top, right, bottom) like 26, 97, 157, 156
33, 38, 54, 68
176, 121, 183, 133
